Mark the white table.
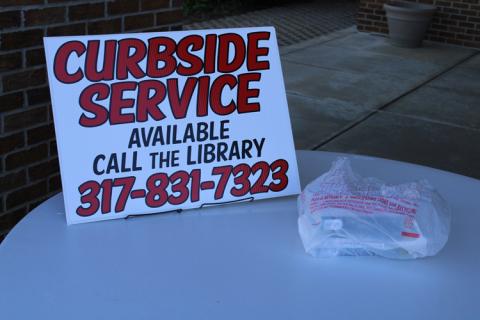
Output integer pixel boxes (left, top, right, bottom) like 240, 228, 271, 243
1, 151, 479, 320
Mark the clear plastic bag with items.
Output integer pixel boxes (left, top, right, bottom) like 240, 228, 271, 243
297, 157, 451, 259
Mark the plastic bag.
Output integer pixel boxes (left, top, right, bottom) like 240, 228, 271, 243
297, 157, 451, 259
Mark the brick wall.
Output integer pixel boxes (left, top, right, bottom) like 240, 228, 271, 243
357, 0, 480, 48
0, 0, 184, 243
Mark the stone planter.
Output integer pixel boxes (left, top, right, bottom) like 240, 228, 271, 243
384, 1, 436, 48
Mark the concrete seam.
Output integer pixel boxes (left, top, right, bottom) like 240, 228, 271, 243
312, 51, 480, 150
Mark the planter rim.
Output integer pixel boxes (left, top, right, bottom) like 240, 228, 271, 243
384, 1, 436, 14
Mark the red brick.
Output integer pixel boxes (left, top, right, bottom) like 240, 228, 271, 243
448, 26, 464, 33
88, 18, 122, 34
363, 25, 380, 32
460, 10, 477, 16
436, 1, 452, 6
48, 0, 77, 2
431, 23, 448, 30
143, 26, 169, 32
367, 3, 383, 10
170, 25, 182, 31
25, 7, 66, 27
124, 13, 155, 31
47, 104, 54, 122
141, 0, 170, 10
3, 106, 48, 132
452, 2, 469, 9
466, 29, 480, 35
1, 0, 43, 5
0, 10, 21, 29
438, 30, 453, 38
358, 18, 373, 26
456, 34, 474, 41
0, 29, 44, 50
0, 170, 27, 193
47, 23, 86, 36
49, 174, 61, 192
108, 0, 139, 15
0, 214, 6, 230
0, 92, 23, 113
69, 2, 105, 21
0, 132, 25, 154
0, 207, 28, 232
28, 158, 59, 181
49, 140, 58, 156
367, 14, 382, 20
359, 8, 374, 14
450, 14, 468, 21
468, 16, 480, 23
6, 180, 47, 209
27, 86, 51, 106
5, 144, 48, 171
27, 123, 55, 145
0, 52, 22, 72
2, 67, 47, 92
26, 48, 46, 67
442, 7, 460, 14
459, 22, 475, 28
440, 18, 458, 26
156, 9, 184, 25
172, 0, 183, 7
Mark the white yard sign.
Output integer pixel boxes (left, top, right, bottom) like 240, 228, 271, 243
44, 27, 300, 225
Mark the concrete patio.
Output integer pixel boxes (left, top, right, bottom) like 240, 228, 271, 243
281, 27, 480, 179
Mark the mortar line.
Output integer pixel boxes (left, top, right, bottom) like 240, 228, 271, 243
311, 50, 480, 150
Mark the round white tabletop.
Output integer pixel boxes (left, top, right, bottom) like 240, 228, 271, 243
1, 150, 479, 320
